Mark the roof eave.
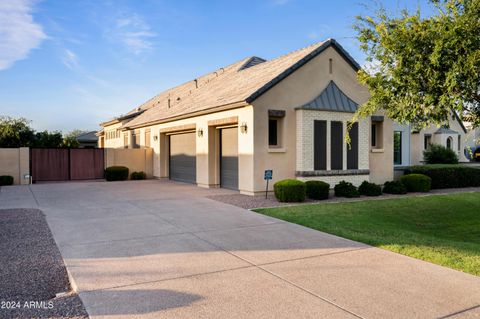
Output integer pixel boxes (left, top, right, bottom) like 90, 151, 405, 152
245, 39, 361, 104
100, 119, 120, 127
124, 101, 250, 129
453, 111, 467, 133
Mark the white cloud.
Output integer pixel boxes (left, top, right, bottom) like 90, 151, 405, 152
0, 0, 47, 70
62, 49, 79, 70
110, 13, 156, 55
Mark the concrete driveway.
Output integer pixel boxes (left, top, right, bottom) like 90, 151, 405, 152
1, 180, 479, 318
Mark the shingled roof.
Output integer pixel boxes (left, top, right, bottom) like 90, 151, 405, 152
116, 39, 359, 129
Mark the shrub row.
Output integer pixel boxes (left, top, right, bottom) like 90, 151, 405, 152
400, 174, 431, 192
305, 181, 330, 200
273, 173, 435, 202
358, 181, 382, 196
274, 179, 331, 202
382, 181, 407, 194
104, 166, 147, 181
0, 175, 14, 186
334, 181, 359, 198
274, 179, 306, 202
423, 144, 459, 164
404, 165, 480, 189
131, 171, 147, 180
105, 166, 129, 181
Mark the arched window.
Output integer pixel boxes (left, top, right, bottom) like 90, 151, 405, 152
446, 137, 453, 150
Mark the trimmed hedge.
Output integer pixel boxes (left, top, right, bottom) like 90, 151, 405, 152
423, 144, 459, 164
105, 166, 129, 181
0, 175, 14, 186
274, 179, 306, 202
305, 180, 330, 200
131, 171, 146, 180
334, 181, 359, 198
400, 174, 431, 192
404, 165, 480, 189
383, 181, 407, 194
358, 181, 382, 196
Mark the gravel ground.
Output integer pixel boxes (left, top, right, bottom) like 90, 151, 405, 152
0, 208, 88, 319
207, 187, 480, 209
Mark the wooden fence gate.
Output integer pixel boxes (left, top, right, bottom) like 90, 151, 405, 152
31, 148, 104, 182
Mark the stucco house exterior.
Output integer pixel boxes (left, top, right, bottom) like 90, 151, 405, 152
393, 114, 468, 170
75, 131, 98, 148
98, 39, 465, 195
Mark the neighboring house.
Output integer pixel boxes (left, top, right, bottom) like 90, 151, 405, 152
75, 131, 98, 148
98, 39, 463, 195
465, 122, 480, 160
393, 114, 468, 169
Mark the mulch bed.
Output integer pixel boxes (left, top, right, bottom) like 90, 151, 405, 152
207, 187, 480, 210
0, 208, 88, 319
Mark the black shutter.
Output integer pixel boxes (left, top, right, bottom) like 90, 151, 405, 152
330, 121, 343, 170
314, 120, 327, 170
347, 122, 358, 169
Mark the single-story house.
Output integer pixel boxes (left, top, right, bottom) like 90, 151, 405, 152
76, 131, 99, 148
98, 39, 466, 195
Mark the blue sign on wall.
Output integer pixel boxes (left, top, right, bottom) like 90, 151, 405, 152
264, 170, 273, 180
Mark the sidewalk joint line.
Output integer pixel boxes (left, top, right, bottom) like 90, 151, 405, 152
438, 304, 480, 319
79, 264, 256, 294
188, 232, 365, 318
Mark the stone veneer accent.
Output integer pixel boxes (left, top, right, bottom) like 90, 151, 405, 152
296, 169, 369, 176
296, 109, 370, 186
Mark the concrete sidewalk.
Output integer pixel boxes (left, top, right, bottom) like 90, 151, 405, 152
1, 180, 479, 318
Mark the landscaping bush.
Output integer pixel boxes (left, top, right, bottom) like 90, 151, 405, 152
358, 181, 382, 196
105, 166, 129, 181
400, 174, 431, 192
423, 144, 459, 164
274, 179, 306, 202
382, 181, 407, 194
334, 181, 359, 198
305, 180, 330, 200
0, 175, 14, 186
131, 171, 146, 180
404, 165, 480, 189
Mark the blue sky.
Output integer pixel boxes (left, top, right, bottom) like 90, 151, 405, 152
0, 0, 434, 132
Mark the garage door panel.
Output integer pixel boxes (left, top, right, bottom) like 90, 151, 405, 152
170, 133, 196, 184
220, 127, 238, 190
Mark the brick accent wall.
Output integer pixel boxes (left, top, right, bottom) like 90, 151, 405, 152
296, 109, 370, 186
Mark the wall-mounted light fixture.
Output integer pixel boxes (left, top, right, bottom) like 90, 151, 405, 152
240, 122, 248, 134
153, 135, 158, 141
197, 128, 204, 138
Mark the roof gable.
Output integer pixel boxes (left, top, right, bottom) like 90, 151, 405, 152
297, 81, 358, 112
120, 39, 362, 128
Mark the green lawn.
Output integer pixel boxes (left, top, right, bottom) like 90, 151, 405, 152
255, 192, 480, 276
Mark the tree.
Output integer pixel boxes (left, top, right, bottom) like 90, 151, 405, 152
0, 116, 35, 147
62, 130, 84, 148
33, 131, 63, 148
0, 116, 79, 148
354, 0, 480, 128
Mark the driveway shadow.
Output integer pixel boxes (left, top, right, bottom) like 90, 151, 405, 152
81, 289, 202, 316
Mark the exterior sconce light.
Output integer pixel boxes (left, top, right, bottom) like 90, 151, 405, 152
153, 135, 158, 141
240, 122, 248, 134
197, 128, 204, 137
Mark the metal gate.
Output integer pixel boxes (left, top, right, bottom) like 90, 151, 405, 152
31, 148, 104, 182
